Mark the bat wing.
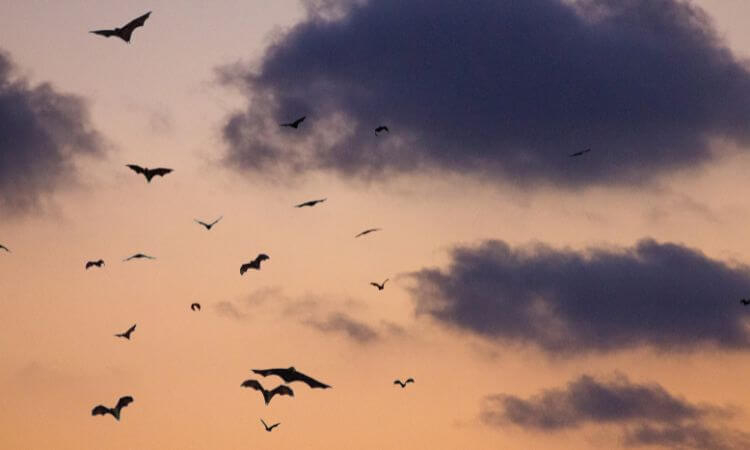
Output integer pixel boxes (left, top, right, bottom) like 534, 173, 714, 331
406, 378, 414, 383
294, 116, 306, 126
269, 423, 280, 430
90, 29, 116, 37
270, 385, 294, 400
122, 12, 151, 33
126, 164, 146, 175
241, 379, 265, 392
240, 263, 251, 275
394, 380, 404, 387
150, 168, 173, 178
92, 405, 111, 416
115, 396, 134, 410
209, 216, 223, 227
126, 324, 136, 334
370, 282, 380, 288
290, 371, 331, 389
86, 261, 94, 269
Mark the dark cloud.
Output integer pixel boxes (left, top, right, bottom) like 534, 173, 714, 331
304, 312, 380, 343
482, 374, 746, 449
214, 301, 247, 320
0, 49, 103, 213
408, 239, 750, 354
221, 0, 750, 187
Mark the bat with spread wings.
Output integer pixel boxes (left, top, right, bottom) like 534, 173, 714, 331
240, 254, 270, 275
195, 216, 222, 230
280, 116, 306, 129
126, 164, 173, 183
92, 396, 134, 421
86, 259, 105, 269
261, 419, 280, 432
295, 198, 326, 208
394, 378, 415, 388
355, 228, 381, 238
370, 279, 389, 291
90, 12, 151, 43
115, 324, 136, 340
241, 379, 294, 405
252, 367, 331, 389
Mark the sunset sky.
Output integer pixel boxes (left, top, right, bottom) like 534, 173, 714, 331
4, 1, 750, 449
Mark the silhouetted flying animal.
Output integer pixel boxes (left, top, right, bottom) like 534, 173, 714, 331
191, 303, 201, 311
394, 378, 415, 388
115, 324, 136, 340
355, 228, 381, 238
252, 367, 331, 389
295, 198, 326, 208
370, 279, 388, 291
280, 116, 306, 128
90, 12, 151, 43
261, 419, 280, 432
91, 396, 133, 421
741, 299, 750, 306
86, 259, 105, 269
569, 148, 591, 157
241, 379, 294, 405
375, 126, 389, 134
195, 216, 222, 230
126, 164, 173, 183
123, 253, 155, 261
240, 254, 269, 275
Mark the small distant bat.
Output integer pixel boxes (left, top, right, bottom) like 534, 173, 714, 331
195, 216, 222, 230
569, 148, 591, 157
252, 367, 331, 389
295, 198, 326, 208
126, 164, 173, 183
115, 324, 136, 340
123, 253, 156, 262
191, 303, 201, 311
91, 396, 133, 421
741, 299, 750, 306
241, 379, 294, 405
261, 419, 280, 432
355, 228, 381, 238
394, 378, 414, 388
370, 279, 389, 291
280, 116, 306, 129
241, 254, 270, 275
86, 259, 105, 270
0, 244, 10, 252
374, 126, 389, 135
90, 12, 151, 43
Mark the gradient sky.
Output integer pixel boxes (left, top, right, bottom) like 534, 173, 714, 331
3, 1, 750, 449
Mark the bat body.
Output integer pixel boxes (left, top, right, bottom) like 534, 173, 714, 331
280, 116, 306, 128
741, 299, 750, 306
241, 379, 294, 405
370, 279, 389, 291
375, 126, 389, 134
115, 324, 136, 340
124, 253, 156, 261
295, 198, 326, 208
355, 228, 381, 238
569, 148, 591, 157
0, 244, 10, 252
191, 303, 201, 311
86, 259, 105, 269
92, 396, 133, 421
394, 378, 415, 388
126, 164, 173, 183
90, 12, 151, 43
252, 367, 331, 389
261, 419, 280, 432
240, 254, 270, 275
195, 216, 222, 230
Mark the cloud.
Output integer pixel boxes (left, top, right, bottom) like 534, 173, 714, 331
482, 374, 747, 449
0, 49, 103, 213
408, 239, 750, 354
304, 312, 380, 343
214, 301, 248, 319
220, 0, 750, 187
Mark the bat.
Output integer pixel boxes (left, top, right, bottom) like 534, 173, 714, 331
191, 303, 201, 311
126, 164, 173, 183
394, 378, 415, 388
115, 324, 136, 340
374, 126, 389, 134
240, 254, 270, 275
195, 216, 222, 230
123, 253, 156, 262
252, 367, 331, 389
569, 148, 591, 157
241, 379, 294, 405
295, 198, 326, 208
0, 244, 9, 252
90, 12, 151, 43
280, 116, 306, 129
261, 419, 280, 432
91, 396, 134, 421
370, 279, 388, 291
86, 259, 105, 269
355, 228, 381, 238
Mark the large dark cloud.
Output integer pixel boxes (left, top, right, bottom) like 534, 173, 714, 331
408, 239, 750, 353
482, 374, 748, 449
0, 49, 102, 213
221, 0, 750, 186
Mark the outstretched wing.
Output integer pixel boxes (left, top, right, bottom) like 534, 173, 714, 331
269, 422, 280, 430
241, 379, 265, 392
115, 396, 134, 410
90, 29, 116, 37
148, 168, 173, 178
370, 282, 380, 288
125, 324, 136, 335
405, 378, 415, 383
120, 11, 151, 41
92, 405, 111, 416
209, 216, 223, 227
126, 164, 146, 175
86, 261, 95, 269
0, 245, 9, 252
393, 380, 405, 387
292, 116, 306, 127
288, 371, 331, 389
240, 263, 251, 275
269, 385, 294, 400
195, 220, 209, 228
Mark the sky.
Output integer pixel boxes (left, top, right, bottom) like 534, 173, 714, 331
2, 1, 750, 449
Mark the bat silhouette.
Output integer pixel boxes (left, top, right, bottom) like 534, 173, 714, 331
241, 379, 294, 405
375, 126, 389, 134
86, 259, 105, 269
370, 279, 389, 291
115, 324, 136, 340
280, 116, 306, 128
741, 299, 750, 306
123, 253, 156, 262
0, 244, 9, 252
91, 396, 134, 421
191, 303, 201, 311
261, 419, 280, 432
90, 12, 151, 43
195, 216, 222, 230
355, 228, 381, 238
240, 254, 270, 275
295, 198, 326, 208
126, 164, 173, 183
394, 378, 415, 388
252, 367, 331, 389
569, 148, 591, 157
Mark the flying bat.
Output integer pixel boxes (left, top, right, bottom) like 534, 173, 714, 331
252, 367, 331, 389
569, 148, 591, 157
0, 244, 10, 252
115, 324, 136, 340
91, 396, 134, 421
240, 254, 270, 275
355, 228, 381, 238
126, 164, 173, 183
394, 378, 415, 388
86, 259, 105, 270
191, 303, 201, 311
374, 126, 389, 135
195, 216, 222, 230
280, 116, 306, 129
241, 379, 294, 405
261, 419, 280, 432
123, 253, 156, 262
741, 299, 750, 306
90, 12, 151, 43
370, 279, 389, 291
295, 198, 326, 208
